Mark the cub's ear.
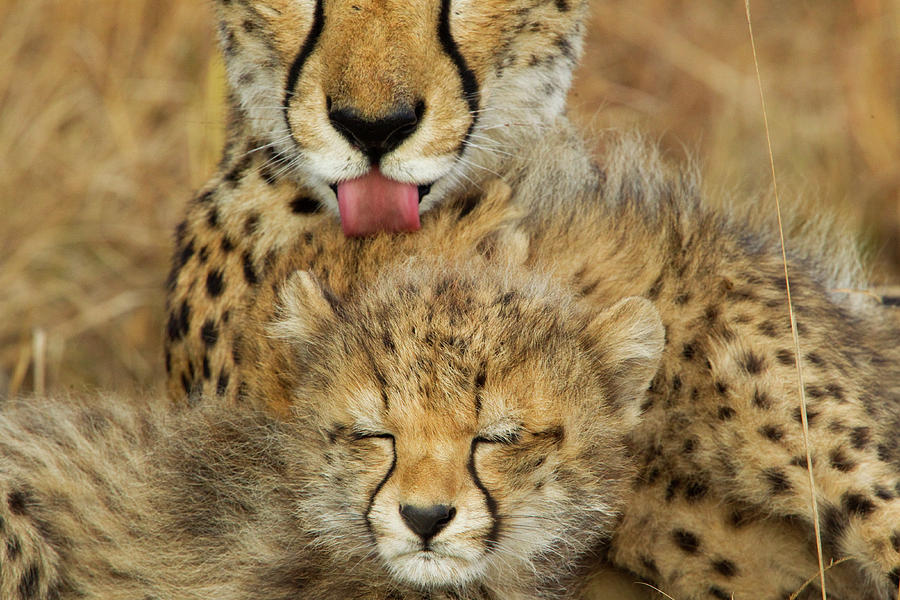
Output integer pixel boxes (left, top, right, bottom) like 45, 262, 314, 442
585, 297, 665, 419
268, 270, 338, 342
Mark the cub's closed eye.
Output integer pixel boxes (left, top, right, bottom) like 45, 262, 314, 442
474, 430, 522, 445
350, 431, 394, 441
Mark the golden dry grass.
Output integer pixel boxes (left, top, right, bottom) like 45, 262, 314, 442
1, 0, 898, 396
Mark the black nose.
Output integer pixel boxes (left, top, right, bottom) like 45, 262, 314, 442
328, 101, 423, 163
399, 504, 456, 541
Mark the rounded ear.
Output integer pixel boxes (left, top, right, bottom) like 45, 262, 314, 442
268, 270, 338, 342
585, 297, 665, 420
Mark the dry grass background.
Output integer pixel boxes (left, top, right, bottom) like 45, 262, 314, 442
0, 0, 898, 396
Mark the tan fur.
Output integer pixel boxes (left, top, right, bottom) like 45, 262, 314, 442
1, 261, 663, 600
163, 1, 900, 598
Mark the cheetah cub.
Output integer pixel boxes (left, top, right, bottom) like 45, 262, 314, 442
0, 261, 664, 600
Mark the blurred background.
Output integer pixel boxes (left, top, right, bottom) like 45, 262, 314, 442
0, 0, 897, 396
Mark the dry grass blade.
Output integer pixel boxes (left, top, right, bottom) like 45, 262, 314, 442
788, 558, 852, 600
634, 582, 677, 600
744, 2, 827, 598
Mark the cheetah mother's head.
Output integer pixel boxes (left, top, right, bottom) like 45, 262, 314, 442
263, 262, 663, 594
214, 1, 588, 235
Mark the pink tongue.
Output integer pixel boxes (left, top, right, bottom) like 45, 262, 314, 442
336, 169, 421, 237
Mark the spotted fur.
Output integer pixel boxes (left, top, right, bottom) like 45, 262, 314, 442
164, 1, 900, 598
1, 262, 664, 600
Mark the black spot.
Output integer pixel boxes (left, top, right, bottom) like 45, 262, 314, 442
717, 406, 736, 420
763, 468, 792, 494
201, 320, 219, 347
382, 332, 396, 353
223, 28, 238, 55
789, 455, 810, 469
849, 427, 870, 450
6, 534, 21, 561
241, 251, 259, 286
199, 245, 209, 263
875, 486, 894, 501
805, 352, 825, 367
474, 367, 486, 415
206, 270, 225, 298
672, 529, 701, 553
554, 0, 569, 11
708, 586, 731, 600
841, 492, 875, 518
258, 159, 278, 186
181, 373, 191, 395
741, 352, 766, 375
805, 385, 825, 399
639, 555, 660, 576
711, 558, 738, 578
7, 490, 30, 515
224, 154, 251, 184
829, 449, 856, 472
828, 420, 847, 433
890, 530, 900, 552
289, 195, 319, 214
890, 568, 900, 589
759, 424, 784, 442
753, 389, 772, 409
167, 301, 192, 342
776, 349, 794, 366
195, 190, 214, 204
685, 480, 708, 502
704, 304, 720, 323
672, 374, 682, 392
178, 239, 196, 267
244, 212, 260, 235
552, 35, 575, 64
665, 478, 682, 501
18, 564, 40, 599
207, 205, 220, 228
825, 383, 845, 401
166, 313, 181, 342
674, 292, 691, 305
793, 406, 819, 426
757, 320, 778, 337
728, 507, 755, 528
454, 194, 480, 219
202, 355, 211, 380
647, 274, 664, 300
682, 342, 696, 360
682, 438, 697, 454
715, 381, 728, 396
220, 236, 235, 254
216, 371, 230, 396
821, 504, 848, 551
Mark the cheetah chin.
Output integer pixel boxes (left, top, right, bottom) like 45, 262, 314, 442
386, 551, 485, 589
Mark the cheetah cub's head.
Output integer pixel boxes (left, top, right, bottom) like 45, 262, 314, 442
214, 1, 588, 234
269, 262, 663, 592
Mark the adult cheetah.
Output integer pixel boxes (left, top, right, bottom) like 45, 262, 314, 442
164, 1, 900, 598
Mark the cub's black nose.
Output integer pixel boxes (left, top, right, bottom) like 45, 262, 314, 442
328, 102, 423, 163
399, 504, 456, 541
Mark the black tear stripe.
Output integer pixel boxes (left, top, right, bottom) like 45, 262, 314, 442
438, 0, 480, 154
467, 440, 500, 549
363, 436, 397, 540
282, 0, 325, 137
